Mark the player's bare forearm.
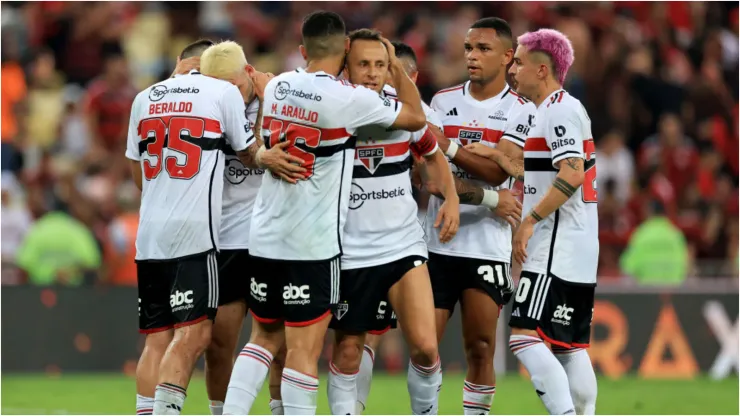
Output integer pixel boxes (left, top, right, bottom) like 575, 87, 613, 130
426, 124, 508, 186
237, 140, 265, 169
253, 99, 264, 139
423, 149, 460, 205
421, 155, 482, 206
129, 160, 142, 190
496, 140, 525, 182
527, 157, 585, 224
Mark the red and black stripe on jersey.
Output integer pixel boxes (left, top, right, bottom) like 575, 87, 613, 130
353, 140, 412, 178
137, 116, 226, 155
443, 125, 504, 146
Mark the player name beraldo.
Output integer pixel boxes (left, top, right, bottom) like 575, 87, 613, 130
149, 102, 193, 115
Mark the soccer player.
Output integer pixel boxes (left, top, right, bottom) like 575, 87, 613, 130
223, 11, 427, 416
167, 40, 276, 416
467, 28, 599, 415
127, 40, 303, 415
421, 17, 537, 415
326, 29, 458, 416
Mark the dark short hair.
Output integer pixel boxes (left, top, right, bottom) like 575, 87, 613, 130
348, 28, 382, 46
469, 17, 513, 46
392, 41, 417, 64
180, 39, 215, 60
301, 11, 347, 59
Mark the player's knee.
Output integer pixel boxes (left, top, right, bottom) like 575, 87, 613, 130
177, 322, 213, 355
409, 339, 438, 367
571, 380, 597, 410
464, 337, 495, 367
332, 337, 363, 371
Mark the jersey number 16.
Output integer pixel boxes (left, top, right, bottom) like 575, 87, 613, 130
266, 119, 320, 180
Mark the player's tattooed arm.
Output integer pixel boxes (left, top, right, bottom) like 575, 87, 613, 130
524, 156, 585, 225
426, 124, 509, 186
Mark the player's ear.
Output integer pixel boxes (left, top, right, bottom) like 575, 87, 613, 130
344, 37, 350, 54
410, 71, 419, 84
245, 64, 255, 76
299, 45, 308, 61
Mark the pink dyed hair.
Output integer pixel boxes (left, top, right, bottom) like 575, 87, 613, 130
517, 29, 574, 85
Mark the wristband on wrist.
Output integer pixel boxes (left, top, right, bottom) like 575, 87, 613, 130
255, 145, 266, 167
445, 141, 459, 159
481, 189, 499, 209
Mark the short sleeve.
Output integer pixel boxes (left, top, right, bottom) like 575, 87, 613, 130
220, 84, 256, 152
424, 106, 444, 131
346, 85, 403, 130
501, 103, 536, 148
547, 107, 585, 168
124, 93, 143, 161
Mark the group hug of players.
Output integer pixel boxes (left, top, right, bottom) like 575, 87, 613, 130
127, 9, 599, 416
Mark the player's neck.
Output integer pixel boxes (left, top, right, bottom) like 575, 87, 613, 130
305, 58, 343, 77
532, 82, 563, 108
468, 75, 507, 101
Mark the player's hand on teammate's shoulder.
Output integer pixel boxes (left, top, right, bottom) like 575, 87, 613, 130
434, 197, 460, 244
260, 141, 307, 184
251, 71, 275, 101
493, 189, 522, 228
172, 56, 200, 77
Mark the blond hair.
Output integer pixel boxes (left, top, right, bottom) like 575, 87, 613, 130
200, 41, 248, 80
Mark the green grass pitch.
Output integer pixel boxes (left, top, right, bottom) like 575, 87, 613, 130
2, 373, 738, 414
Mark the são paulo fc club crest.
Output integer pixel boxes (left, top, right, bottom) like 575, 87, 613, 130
334, 302, 349, 320
358, 147, 385, 174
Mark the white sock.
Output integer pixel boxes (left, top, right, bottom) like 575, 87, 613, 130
328, 361, 358, 415
553, 347, 597, 415
136, 394, 154, 415
509, 335, 575, 415
407, 358, 442, 415
223, 343, 273, 415
270, 399, 284, 415
462, 380, 495, 415
281, 368, 319, 415
153, 383, 187, 415
209, 400, 224, 415
355, 345, 375, 414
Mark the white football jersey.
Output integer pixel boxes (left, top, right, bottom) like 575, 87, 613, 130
220, 98, 262, 250
125, 71, 255, 261
342, 86, 439, 270
426, 81, 536, 262
249, 69, 403, 261
522, 89, 599, 284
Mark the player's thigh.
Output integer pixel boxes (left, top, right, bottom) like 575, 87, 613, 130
428, 252, 463, 315
388, 256, 436, 347
171, 251, 218, 328
459, 260, 511, 345
137, 261, 175, 334
331, 266, 393, 335
216, 249, 251, 309
247, 255, 284, 326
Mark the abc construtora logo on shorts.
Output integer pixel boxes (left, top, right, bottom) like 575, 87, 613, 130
274, 81, 322, 102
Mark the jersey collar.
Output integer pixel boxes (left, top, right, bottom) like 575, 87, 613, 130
462, 81, 513, 108
544, 89, 566, 107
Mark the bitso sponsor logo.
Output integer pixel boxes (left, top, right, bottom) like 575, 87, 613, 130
551, 138, 576, 151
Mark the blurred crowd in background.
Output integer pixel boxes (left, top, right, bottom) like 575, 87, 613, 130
1, 1, 737, 286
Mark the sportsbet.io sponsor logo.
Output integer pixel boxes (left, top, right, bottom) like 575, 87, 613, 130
349, 183, 406, 210
274, 81, 322, 102
225, 158, 264, 185
148, 85, 200, 102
